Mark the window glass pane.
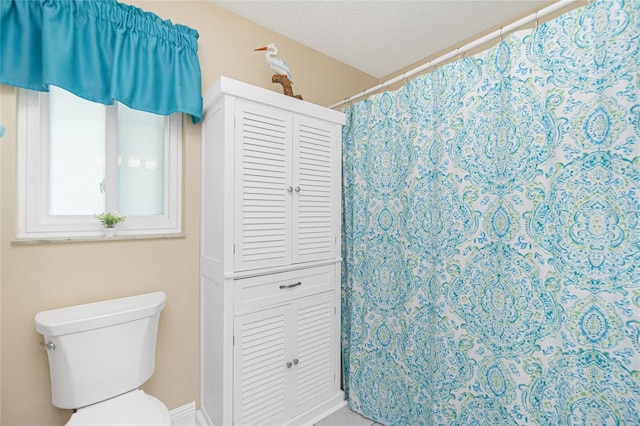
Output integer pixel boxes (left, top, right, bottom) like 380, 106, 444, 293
117, 103, 165, 215
49, 86, 106, 215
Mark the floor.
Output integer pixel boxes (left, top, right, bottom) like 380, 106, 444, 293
315, 405, 381, 426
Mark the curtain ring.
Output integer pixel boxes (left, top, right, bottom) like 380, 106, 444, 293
535, 10, 539, 28
500, 27, 504, 43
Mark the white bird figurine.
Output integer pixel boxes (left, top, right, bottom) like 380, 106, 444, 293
254, 43, 294, 84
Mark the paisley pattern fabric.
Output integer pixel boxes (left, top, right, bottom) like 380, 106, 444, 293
341, 1, 640, 424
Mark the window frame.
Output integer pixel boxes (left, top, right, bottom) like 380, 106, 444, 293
17, 88, 183, 240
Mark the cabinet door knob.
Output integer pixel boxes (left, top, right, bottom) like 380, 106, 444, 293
294, 186, 301, 192
286, 361, 293, 368
287, 186, 294, 192
293, 358, 299, 365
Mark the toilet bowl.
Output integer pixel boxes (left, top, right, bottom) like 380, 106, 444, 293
66, 390, 170, 426
35, 291, 169, 425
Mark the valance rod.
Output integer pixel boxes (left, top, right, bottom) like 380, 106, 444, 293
330, 0, 579, 110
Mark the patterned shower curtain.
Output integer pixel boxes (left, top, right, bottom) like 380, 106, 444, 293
341, 0, 640, 424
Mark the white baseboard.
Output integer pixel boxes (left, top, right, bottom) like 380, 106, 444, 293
288, 391, 346, 426
303, 398, 347, 426
191, 392, 345, 426
195, 409, 210, 426
170, 401, 197, 426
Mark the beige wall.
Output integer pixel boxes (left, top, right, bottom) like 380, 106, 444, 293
0, 2, 376, 425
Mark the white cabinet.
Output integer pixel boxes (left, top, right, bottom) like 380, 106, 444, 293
233, 292, 337, 426
200, 77, 345, 426
234, 101, 339, 272
234, 101, 292, 272
233, 304, 289, 426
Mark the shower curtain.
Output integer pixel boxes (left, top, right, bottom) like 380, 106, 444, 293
341, 0, 640, 424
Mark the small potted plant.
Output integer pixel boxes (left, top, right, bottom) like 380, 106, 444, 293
95, 212, 126, 237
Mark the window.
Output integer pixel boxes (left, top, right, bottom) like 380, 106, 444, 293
17, 86, 182, 240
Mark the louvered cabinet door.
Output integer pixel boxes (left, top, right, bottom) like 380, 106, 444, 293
291, 292, 337, 416
235, 102, 293, 272
292, 116, 339, 264
233, 305, 293, 426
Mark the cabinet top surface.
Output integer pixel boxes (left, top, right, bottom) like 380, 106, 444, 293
203, 76, 346, 125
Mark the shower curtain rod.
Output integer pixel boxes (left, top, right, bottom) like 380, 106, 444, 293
329, 0, 579, 110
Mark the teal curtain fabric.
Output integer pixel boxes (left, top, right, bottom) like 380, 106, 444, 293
0, 0, 202, 123
342, 0, 640, 424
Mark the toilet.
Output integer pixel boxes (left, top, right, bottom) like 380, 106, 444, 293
35, 291, 171, 425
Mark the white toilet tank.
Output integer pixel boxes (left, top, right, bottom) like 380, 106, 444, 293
35, 292, 166, 409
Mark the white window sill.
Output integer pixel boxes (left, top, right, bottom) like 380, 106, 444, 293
12, 232, 186, 245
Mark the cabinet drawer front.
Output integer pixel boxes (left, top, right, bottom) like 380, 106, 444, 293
235, 265, 335, 313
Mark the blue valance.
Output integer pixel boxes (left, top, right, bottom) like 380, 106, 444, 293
1, 0, 202, 123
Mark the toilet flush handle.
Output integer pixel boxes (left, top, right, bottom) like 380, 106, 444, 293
40, 341, 56, 351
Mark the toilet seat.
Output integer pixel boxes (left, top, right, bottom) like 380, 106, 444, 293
66, 390, 170, 426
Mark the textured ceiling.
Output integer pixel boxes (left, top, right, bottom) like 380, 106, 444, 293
211, 1, 548, 79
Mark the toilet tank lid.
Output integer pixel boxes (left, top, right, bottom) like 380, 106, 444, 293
35, 291, 166, 337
